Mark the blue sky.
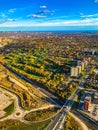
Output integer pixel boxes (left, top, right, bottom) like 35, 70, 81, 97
0, 0, 98, 31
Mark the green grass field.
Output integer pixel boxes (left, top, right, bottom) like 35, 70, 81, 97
9, 121, 51, 130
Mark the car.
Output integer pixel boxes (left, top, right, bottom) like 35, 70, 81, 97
92, 112, 96, 116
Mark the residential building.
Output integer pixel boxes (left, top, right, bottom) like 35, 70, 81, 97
71, 67, 79, 77
77, 65, 82, 74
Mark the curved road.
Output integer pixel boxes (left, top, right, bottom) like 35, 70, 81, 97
0, 86, 59, 123
1, 63, 63, 105
70, 112, 88, 130
0, 64, 60, 123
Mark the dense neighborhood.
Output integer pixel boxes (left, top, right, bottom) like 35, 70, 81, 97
0, 32, 98, 130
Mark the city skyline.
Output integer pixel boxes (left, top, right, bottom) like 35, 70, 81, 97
0, 0, 98, 31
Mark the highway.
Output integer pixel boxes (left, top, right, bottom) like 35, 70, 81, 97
0, 83, 58, 123
49, 108, 67, 130
0, 62, 92, 129
47, 89, 80, 130
0, 63, 61, 123
1, 63, 63, 106
47, 72, 90, 130
47, 63, 94, 130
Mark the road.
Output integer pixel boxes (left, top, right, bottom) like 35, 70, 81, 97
0, 63, 92, 129
1, 63, 63, 106
0, 86, 58, 123
48, 107, 67, 130
9, 76, 60, 107
47, 70, 91, 130
47, 88, 80, 130
0, 63, 61, 123
70, 112, 88, 130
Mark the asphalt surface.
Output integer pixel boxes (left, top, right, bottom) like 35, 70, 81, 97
1, 62, 92, 130
47, 71, 91, 130
1, 63, 63, 106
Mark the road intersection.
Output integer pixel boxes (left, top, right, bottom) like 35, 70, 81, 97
0, 62, 91, 129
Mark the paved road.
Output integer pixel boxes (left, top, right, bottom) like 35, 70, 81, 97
0, 87, 24, 121
47, 71, 91, 130
49, 108, 67, 130
0, 63, 92, 129
47, 88, 80, 130
0, 63, 61, 123
9, 76, 60, 107
1, 63, 63, 106
0, 86, 58, 123
70, 112, 88, 130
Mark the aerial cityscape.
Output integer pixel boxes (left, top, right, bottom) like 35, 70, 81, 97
0, 0, 98, 130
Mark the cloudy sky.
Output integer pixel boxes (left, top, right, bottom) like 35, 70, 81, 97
0, 0, 98, 31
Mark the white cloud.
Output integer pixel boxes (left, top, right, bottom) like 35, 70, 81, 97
8, 8, 16, 13
81, 13, 98, 18
0, 18, 15, 24
40, 5, 47, 9
0, 8, 16, 20
30, 14, 47, 18
0, 13, 7, 19
1, 17, 98, 27
62, 18, 98, 26
7, 19, 15, 21
94, 0, 98, 2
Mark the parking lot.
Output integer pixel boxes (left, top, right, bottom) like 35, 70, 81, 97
84, 92, 98, 121
88, 104, 98, 121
